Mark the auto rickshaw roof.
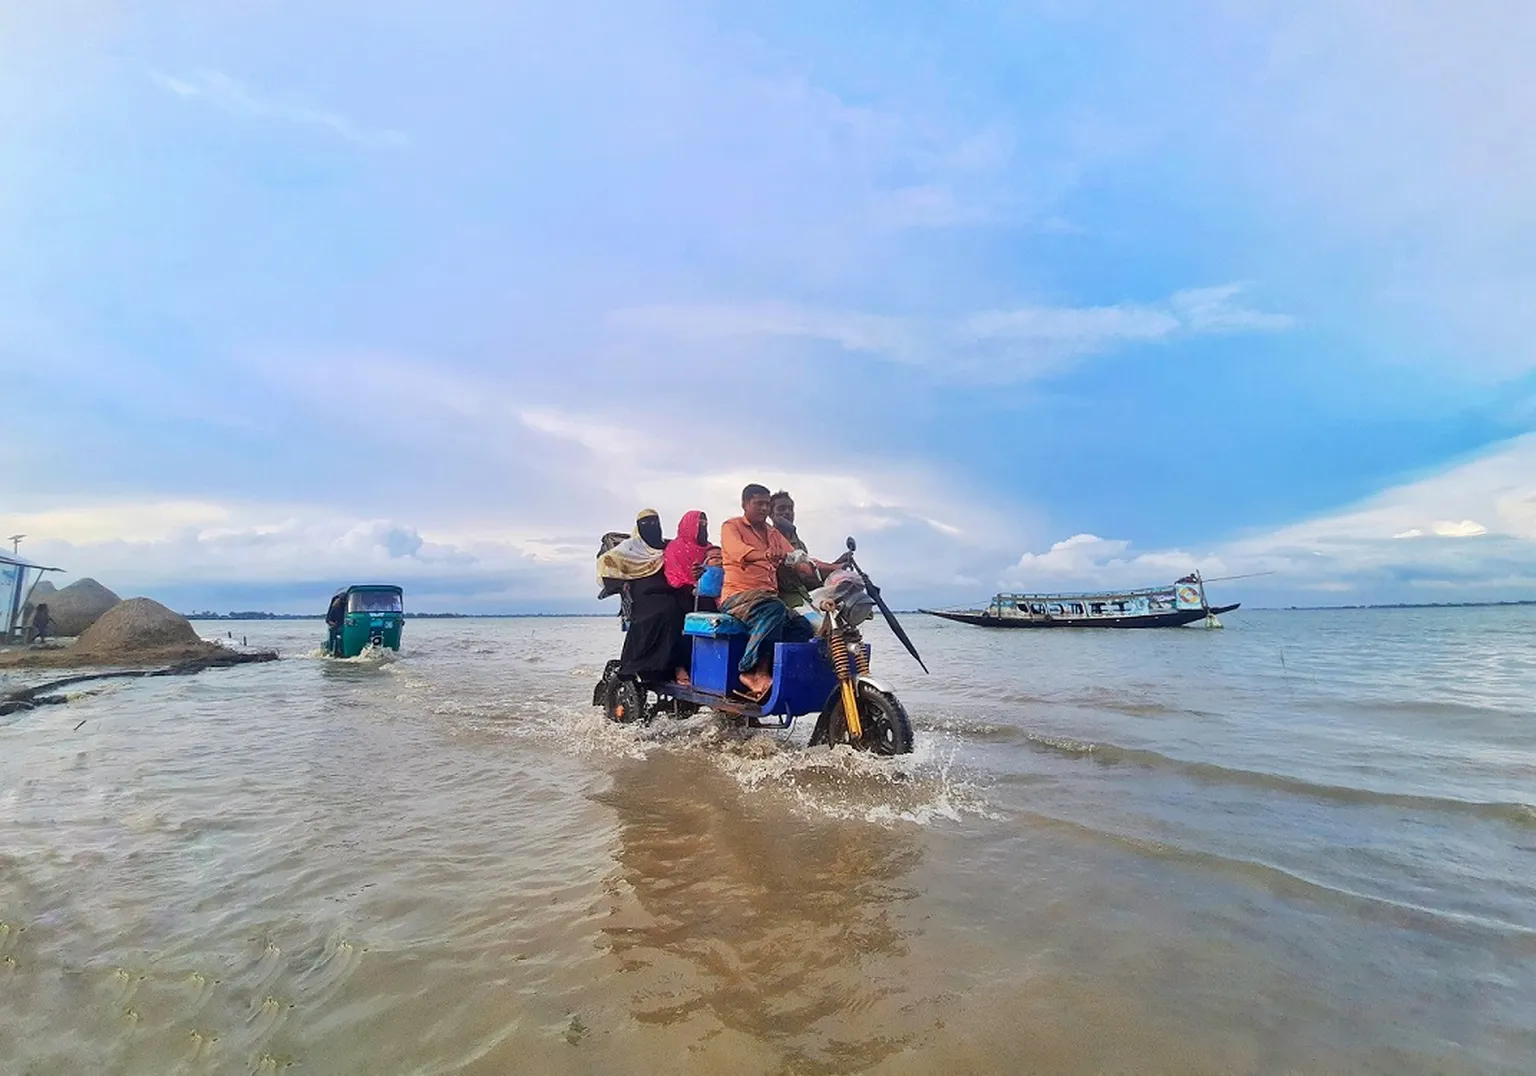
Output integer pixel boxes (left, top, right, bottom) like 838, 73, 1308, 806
332, 584, 405, 598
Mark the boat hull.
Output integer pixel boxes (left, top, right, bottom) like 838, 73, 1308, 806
922, 603, 1240, 629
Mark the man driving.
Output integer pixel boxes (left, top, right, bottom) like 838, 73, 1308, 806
719, 484, 839, 698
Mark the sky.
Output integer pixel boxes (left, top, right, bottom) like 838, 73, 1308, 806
3, 0, 1535, 613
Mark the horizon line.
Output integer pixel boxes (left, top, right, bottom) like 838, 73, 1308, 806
181, 599, 1536, 620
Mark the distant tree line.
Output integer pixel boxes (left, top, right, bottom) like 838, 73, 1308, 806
184, 611, 320, 620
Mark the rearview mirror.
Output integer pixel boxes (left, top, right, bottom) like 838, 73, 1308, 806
845, 536, 857, 553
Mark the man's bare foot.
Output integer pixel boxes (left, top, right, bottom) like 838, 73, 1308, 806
737, 670, 773, 698
674, 667, 691, 686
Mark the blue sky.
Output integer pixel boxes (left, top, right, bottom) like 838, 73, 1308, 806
3, 1, 1535, 612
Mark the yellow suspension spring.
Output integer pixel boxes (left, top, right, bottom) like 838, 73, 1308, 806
828, 632, 852, 680
829, 632, 864, 741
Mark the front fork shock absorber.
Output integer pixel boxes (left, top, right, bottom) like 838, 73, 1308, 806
828, 631, 864, 741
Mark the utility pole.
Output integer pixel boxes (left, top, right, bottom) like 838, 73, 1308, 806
6, 534, 22, 555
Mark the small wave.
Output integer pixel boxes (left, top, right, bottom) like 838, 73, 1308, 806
1014, 808, 1536, 951
1352, 697, 1530, 721
1024, 734, 1536, 828
994, 688, 1211, 720
908, 709, 1028, 745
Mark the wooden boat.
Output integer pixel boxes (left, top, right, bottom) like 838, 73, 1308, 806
922, 573, 1239, 629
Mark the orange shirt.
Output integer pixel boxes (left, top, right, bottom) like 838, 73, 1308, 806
720, 516, 794, 600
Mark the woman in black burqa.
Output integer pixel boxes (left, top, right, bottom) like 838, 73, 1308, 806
598, 509, 693, 684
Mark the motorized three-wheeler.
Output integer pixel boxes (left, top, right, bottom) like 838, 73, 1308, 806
324, 584, 405, 658
593, 539, 926, 755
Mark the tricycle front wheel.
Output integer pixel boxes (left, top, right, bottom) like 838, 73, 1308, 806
810, 682, 914, 755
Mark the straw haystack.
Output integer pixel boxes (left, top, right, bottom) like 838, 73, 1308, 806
31, 578, 121, 636
0, 598, 275, 670
74, 598, 201, 654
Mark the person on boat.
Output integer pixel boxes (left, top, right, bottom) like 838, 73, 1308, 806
719, 484, 839, 699
601, 509, 693, 686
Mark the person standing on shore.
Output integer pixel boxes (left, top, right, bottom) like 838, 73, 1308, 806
27, 602, 51, 644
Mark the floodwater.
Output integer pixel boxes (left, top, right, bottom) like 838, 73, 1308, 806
2, 607, 1533, 1074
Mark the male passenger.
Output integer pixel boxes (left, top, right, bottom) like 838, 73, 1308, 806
719, 484, 836, 698
769, 490, 812, 609
770, 491, 807, 552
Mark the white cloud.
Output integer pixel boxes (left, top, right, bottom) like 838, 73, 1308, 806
514, 404, 1027, 582
5, 500, 234, 544
517, 408, 642, 465
1432, 520, 1488, 538
962, 305, 1178, 346
968, 283, 1293, 348
610, 302, 917, 358
148, 69, 407, 147
615, 282, 1292, 382
1230, 436, 1536, 553
1170, 285, 1298, 333
1, 498, 594, 613
3, 471, 1017, 610
1004, 533, 1219, 591
1000, 434, 1536, 602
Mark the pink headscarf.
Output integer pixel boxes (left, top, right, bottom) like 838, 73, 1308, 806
664, 510, 715, 588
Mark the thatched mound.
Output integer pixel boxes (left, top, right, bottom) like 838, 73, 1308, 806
0, 598, 275, 670
36, 578, 121, 636
75, 598, 200, 655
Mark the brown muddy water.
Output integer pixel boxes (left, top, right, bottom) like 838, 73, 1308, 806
2, 610, 1534, 1074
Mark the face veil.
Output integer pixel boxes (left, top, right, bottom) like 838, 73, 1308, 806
636, 510, 665, 550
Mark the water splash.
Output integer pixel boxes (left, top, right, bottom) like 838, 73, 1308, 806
513, 695, 993, 826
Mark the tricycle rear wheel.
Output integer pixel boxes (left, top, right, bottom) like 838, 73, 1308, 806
810, 682, 914, 755
606, 678, 647, 725
593, 660, 623, 708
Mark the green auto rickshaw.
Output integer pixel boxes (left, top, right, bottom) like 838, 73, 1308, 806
325, 585, 405, 657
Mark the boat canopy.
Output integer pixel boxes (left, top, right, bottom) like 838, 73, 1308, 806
990, 584, 1183, 603
920, 572, 1236, 628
